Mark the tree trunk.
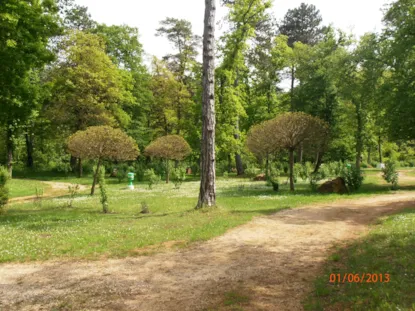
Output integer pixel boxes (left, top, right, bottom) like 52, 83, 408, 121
196, 0, 216, 209
290, 65, 295, 112
166, 159, 170, 183
297, 143, 303, 164
70, 156, 77, 173
6, 127, 13, 178
265, 153, 270, 180
78, 158, 83, 178
235, 153, 244, 176
314, 151, 323, 173
367, 146, 371, 164
91, 158, 101, 196
355, 101, 363, 170
234, 116, 244, 176
25, 133, 34, 169
289, 148, 295, 191
378, 135, 383, 164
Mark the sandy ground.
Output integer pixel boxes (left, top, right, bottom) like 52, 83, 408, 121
1, 192, 414, 311
9, 182, 87, 203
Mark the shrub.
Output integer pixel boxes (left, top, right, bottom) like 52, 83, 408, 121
298, 162, 314, 181
172, 166, 186, 189
268, 167, 280, 192
327, 161, 344, 177
245, 165, 259, 179
34, 187, 44, 208
117, 164, 129, 183
223, 171, 229, 180
341, 165, 364, 192
140, 201, 150, 214
361, 162, 369, 169
382, 160, 399, 190
133, 162, 145, 181
309, 172, 323, 192
67, 184, 80, 208
0, 166, 10, 213
98, 166, 109, 213
144, 169, 160, 189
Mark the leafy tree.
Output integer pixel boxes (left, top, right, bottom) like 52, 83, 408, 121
144, 135, 191, 183
279, 3, 325, 110
382, 0, 415, 141
197, 0, 217, 209
248, 112, 329, 191
47, 31, 133, 131
93, 24, 154, 149
0, 0, 61, 176
217, 0, 272, 175
68, 126, 139, 195
340, 33, 384, 169
156, 18, 201, 140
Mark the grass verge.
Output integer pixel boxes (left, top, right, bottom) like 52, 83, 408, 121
304, 208, 415, 311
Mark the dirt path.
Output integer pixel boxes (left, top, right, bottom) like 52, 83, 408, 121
9, 182, 87, 203
1, 193, 414, 311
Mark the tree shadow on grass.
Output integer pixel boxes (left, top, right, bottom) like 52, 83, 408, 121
305, 209, 415, 311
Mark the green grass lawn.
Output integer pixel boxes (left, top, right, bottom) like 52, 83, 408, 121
304, 208, 415, 311
1, 169, 412, 263
9, 179, 51, 198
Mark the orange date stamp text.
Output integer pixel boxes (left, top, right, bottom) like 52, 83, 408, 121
329, 273, 390, 283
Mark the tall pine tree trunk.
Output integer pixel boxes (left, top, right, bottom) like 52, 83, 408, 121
378, 135, 383, 164
289, 148, 295, 191
290, 65, 295, 112
355, 101, 363, 170
6, 127, 13, 178
197, 0, 216, 209
234, 116, 244, 176
25, 133, 34, 169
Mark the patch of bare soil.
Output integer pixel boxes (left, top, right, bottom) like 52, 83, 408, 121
1, 193, 414, 311
9, 182, 87, 203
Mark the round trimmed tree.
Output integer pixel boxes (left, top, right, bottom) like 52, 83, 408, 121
247, 112, 329, 191
68, 126, 140, 195
144, 135, 192, 183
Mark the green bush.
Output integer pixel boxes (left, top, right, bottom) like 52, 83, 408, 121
245, 165, 259, 179
117, 164, 129, 183
298, 162, 314, 181
382, 160, 399, 190
144, 169, 160, 190
268, 166, 280, 192
341, 165, 364, 192
67, 184, 80, 208
172, 167, 186, 189
327, 161, 345, 177
0, 166, 10, 213
98, 166, 109, 213
309, 172, 323, 192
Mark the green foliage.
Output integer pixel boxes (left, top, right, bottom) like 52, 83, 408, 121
34, 187, 44, 208
309, 172, 323, 192
382, 160, 399, 190
67, 184, 80, 208
298, 162, 314, 181
98, 166, 109, 213
0, 167, 10, 213
268, 166, 280, 192
245, 165, 260, 179
171, 167, 186, 189
341, 165, 364, 192
144, 169, 161, 190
